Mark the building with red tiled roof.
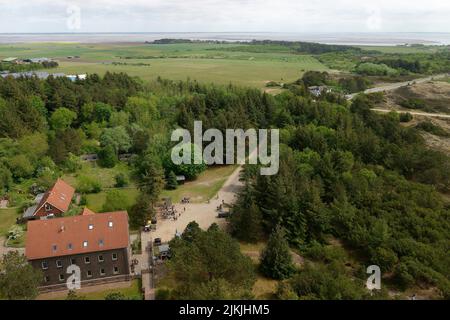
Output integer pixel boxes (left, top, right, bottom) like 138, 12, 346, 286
81, 207, 96, 216
23, 179, 75, 220
26, 210, 131, 289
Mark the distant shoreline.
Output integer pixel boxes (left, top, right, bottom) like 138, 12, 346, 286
1, 32, 449, 46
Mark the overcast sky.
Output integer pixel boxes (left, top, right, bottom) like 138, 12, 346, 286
1, 0, 449, 33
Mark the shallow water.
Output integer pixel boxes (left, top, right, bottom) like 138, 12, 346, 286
1, 32, 450, 46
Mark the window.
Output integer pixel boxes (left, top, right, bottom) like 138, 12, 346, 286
88, 224, 94, 230
108, 221, 113, 228
41, 261, 48, 270
83, 241, 88, 248
56, 260, 63, 268
100, 268, 106, 276
70, 258, 76, 265
45, 204, 52, 211
59, 274, 65, 282
113, 266, 119, 274
98, 239, 104, 247
67, 243, 73, 250
86, 270, 92, 278
44, 276, 50, 283
84, 256, 90, 264
112, 253, 118, 261
98, 255, 104, 262
52, 244, 57, 252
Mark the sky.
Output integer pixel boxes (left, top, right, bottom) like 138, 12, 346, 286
1, 0, 450, 33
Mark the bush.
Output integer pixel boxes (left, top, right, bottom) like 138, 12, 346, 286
102, 189, 131, 212
266, 81, 280, 87
155, 288, 171, 300
98, 145, 117, 168
370, 247, 398, 273
77, 175, 102, 193
356, 63, 398, 76
399, 98, 426, 110
114, 173, 129, 188
399, 112, 413, 123
104, 292, 127, 300
415, 121, 449, 137
64, 153, 82, 173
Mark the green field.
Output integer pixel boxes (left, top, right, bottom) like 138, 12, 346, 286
161, 164, 238, 203
62, 162, 132, 189
0, 42, 328, 88
0, 208, 19, 236
84, 165, 238, 212
42, 279, 143, 300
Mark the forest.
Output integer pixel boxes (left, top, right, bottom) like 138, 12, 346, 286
0, 70, 449, 299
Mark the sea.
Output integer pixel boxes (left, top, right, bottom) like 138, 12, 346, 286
1, 32, 450, 46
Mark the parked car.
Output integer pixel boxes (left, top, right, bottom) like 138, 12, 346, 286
217, 211, 230, 218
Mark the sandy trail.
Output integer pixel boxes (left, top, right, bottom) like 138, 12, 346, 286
346, 73, 449, 100
371, 108, 450, 119
143, 148, 257, 244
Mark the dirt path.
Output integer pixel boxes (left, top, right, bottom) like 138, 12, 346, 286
0, 236, 24, 257
143, 165, 242, 243
143, 149, 257, 244
371, 108, 450, 119
346, 73, 449, 100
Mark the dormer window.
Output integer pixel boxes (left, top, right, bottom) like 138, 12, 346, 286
83, 241, 88, 248
108, 221, 113, 228
99, 239, 104, 247
67, 243, 73, 250
52, 244, 57, 252
88, 224, 94, 230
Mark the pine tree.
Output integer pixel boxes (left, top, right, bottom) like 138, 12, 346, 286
166, 171, 178, 190
138, 160, 165, 202
129, 194, 153, 228
231, 201, 264, 243
259, 226, 295, 280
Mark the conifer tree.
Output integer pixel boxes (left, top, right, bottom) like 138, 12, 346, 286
260, 226, 295, 280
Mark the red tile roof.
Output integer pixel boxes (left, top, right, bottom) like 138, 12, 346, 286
34, 179, 75, 215
25, 211, 129, 260
81, 207, 95, 215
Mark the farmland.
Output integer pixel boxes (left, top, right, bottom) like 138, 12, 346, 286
0, 42, 328, 88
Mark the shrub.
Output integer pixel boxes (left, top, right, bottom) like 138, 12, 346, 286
399, 112, 413, 122
114, 173, 129, 188
77, 175, 102, 193
356, 63, 398, 76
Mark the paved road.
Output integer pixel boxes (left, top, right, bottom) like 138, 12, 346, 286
346, 73, 449, 100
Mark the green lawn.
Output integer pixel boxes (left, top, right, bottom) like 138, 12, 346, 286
85, 188, 140, 212
161, 165, 238, 203
0, 208, 19, 237
84, 165, 237, 211
0, 42, 329, 88
45, 279, 143, 300
82, 279, 142, 300
62, 162, 132, 189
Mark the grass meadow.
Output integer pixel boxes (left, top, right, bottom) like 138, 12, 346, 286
0, 42, 328, 88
